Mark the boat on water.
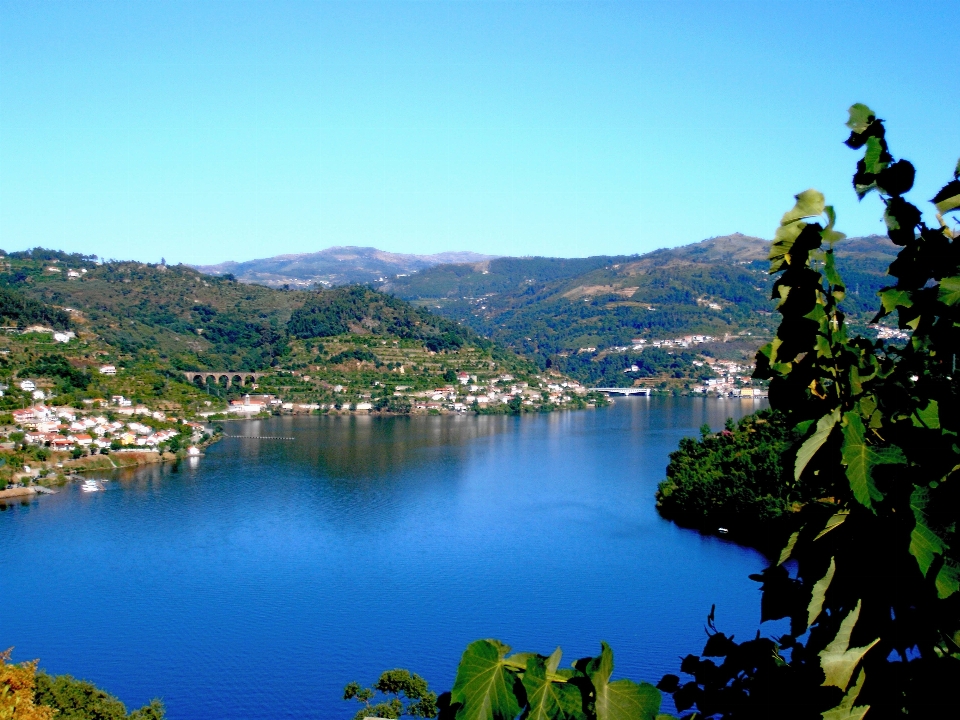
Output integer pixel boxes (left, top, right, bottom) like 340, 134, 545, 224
81, 480, 101, 493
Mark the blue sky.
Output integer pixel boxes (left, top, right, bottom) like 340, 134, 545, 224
1, 1, 957, 265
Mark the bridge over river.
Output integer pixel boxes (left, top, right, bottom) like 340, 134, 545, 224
592, 387, 651, 396
183, 371, 263, 389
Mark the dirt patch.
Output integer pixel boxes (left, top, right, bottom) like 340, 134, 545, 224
562, 285, 638, 300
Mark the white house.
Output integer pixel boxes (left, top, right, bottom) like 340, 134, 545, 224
19, 380, 36, 391
99, 365, 117, 375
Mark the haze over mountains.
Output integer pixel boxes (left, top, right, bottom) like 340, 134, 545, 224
194, 247, 499, 288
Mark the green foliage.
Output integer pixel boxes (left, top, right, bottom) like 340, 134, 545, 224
439, 640, 661, 720
288, 286, 482, 354
658, 106, 960, 718
344, 669, 438, 720
350, 641, 660, 720
0, 285, 71, 329
655, 410, 829, 548
559, 347, 709, 387
25, 355, 90, 391
33, 672, 165, 720
328, 347, 381, 366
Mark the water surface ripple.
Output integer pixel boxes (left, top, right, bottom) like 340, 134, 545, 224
1, 397, 768, 719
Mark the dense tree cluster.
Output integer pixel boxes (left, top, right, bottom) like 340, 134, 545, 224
0, 286, 71, 330
655, 410, 829, 550
287, 285, 482, 353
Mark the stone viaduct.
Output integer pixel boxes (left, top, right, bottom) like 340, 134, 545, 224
182, 371, 264, 389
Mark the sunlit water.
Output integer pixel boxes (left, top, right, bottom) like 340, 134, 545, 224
2, 397, 769, 719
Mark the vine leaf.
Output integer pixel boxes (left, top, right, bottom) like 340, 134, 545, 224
814, 512, 849, 541
520, 654, 584, 720
807, 557, 836, 630
795, 409, 840, 481
932, 179, 960, 214
821, 669, 869, 720
770, 190, 826, 272
845, 104, 875, 134
581, 643, 661, 720
878, 288, 913, 314
778, 530, 800, 565
450, 640, 523, 720
910, 486, 960, 599
818, 600, 879, 690
937, 277, 960, 306
862, 136, 887, 175
911, 400, 940, 429
841, 412, 905, 508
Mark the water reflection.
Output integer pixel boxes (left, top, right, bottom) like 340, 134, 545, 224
2, 397, 769, 720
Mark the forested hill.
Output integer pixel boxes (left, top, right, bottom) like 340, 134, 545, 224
379, 233, 898, 380
0, 249, 496, 373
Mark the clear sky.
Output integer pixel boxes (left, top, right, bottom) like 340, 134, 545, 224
1, 1, 957, 265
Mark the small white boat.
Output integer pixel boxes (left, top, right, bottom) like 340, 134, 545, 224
718, 527, 729, 534
81, 480, 100, 493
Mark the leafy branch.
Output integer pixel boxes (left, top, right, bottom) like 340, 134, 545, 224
657, 105, 960, 718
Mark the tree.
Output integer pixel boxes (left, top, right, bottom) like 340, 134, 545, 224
343, 669, 438, 720
32, 671, 165, 720
655, 409, 810, 549
656, 105, 960, 718
0, 648, 54, 720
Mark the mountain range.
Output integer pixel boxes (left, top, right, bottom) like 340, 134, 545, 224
186, 232, 899, 383
194, 247, 499, 288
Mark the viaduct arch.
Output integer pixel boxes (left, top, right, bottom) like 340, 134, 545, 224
182, 371, 263, 389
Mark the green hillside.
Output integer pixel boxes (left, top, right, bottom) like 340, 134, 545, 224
0, 249, 584, 413
381, 233, 899, 383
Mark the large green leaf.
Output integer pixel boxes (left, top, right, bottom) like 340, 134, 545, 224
878, 288, 913, 314
520, 653, 585, 720
769, 220, 806, 272
932, 179, 960, 214
910, 486, 960, 599
845, 104, 876, 133
937, 276, 960, 306
781, 189, 826, 225
862, 136, 887, 175
841, 412, 905, 508
795, 409, 840, 481
583, 643, 661, 720
912, 399, 940, 429
778, 530, 800, 565
821, 669, 869, 720
818, 600, 879, 690
814, 511, 849, 541
821, 206, 846, 245
450, 640, 523, 720
935, 561, 960, 599
807, 557, 836, 630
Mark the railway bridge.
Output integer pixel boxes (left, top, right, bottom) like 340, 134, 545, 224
183, 371, 264, 389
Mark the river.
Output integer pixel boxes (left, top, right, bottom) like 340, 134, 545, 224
1, 397, 770, 719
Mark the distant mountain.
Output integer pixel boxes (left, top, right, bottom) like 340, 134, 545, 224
378, 233, 899, 383
193, 246, 499, 288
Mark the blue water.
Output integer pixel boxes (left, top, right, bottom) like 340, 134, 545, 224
1, 397, 769, 719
